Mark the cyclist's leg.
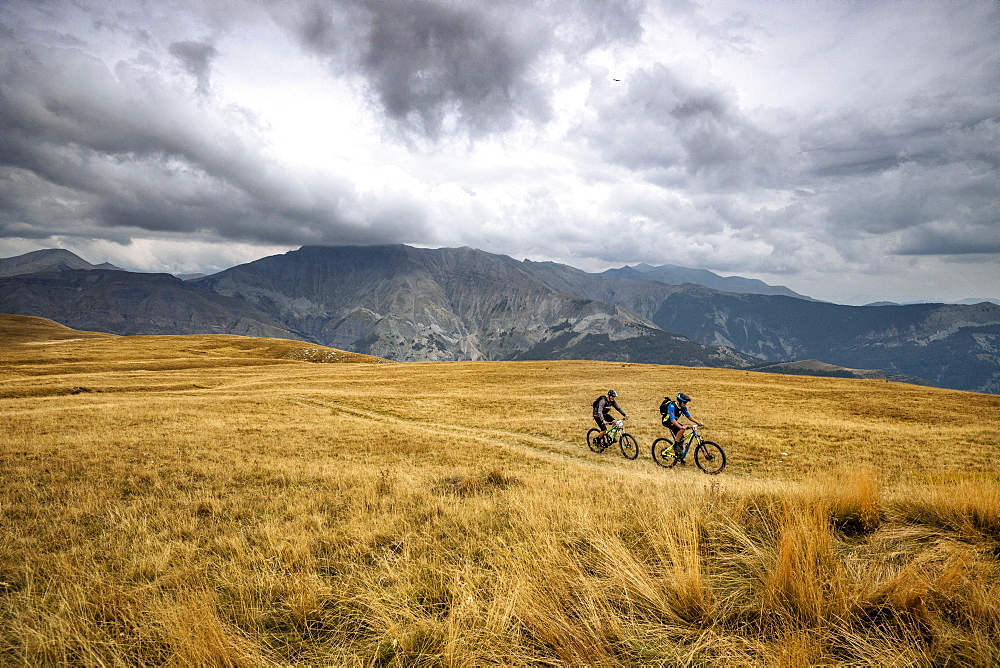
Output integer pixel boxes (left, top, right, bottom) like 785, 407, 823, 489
654, 418, 675, 463
594, 415, 607, 440
602, 411, 615, 440
668, 423, 685, 457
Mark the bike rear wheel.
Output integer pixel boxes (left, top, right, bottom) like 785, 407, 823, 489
694, 441, 726, 474
651, 437, 679, 468
587, 428, 608, 453
619, 433, 638, 460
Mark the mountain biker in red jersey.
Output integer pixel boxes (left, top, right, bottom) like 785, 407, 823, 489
593, 389, 628, 441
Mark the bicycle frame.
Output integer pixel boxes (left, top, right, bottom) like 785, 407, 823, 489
674, 426, 702, 459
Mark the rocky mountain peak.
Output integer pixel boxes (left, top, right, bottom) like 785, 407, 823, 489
0, 248, 122, 277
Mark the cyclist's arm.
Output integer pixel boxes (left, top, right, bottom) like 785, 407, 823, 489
680, 406, 702, 426
612, 400, 627, 419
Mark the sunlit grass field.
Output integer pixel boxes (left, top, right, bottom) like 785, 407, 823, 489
2, 314, 999, 666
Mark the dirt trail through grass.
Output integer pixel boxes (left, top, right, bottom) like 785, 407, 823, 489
283, 393, 673, 480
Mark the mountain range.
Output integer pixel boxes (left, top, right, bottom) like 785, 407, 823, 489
1, 246, 998, 393
603, 263, 816, 300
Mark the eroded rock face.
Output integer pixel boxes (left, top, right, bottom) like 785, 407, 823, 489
651, 288, 1000, 392
194, 245, 671, 362
0, 269, 299, 340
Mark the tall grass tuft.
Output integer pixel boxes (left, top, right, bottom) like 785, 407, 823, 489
824, 467, 882, 536
764, 502, 848, 629
894, 478, 1000, 537
155, 589, 258, 667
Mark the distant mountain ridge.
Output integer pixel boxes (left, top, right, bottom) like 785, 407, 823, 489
604, 263, 816, 300
651, 287, 1000, 393
0, 269, 302, 340
0, 248, 121, 276
866, 298, 1000, 307
1, 245, 998, 393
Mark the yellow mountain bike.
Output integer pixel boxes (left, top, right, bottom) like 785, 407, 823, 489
651, 425, 726, 474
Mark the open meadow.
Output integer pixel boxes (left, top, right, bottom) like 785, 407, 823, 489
2, 314, 1000, 666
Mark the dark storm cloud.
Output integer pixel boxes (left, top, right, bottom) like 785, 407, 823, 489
580, 64, 784, 192
896, 223, 1000, 256
279, 0, 643, 139
362, 1, 550, 137
0, 39, 427, 246
803, 104, 1000, 181
800, 105, 1000, 253
168, 39, 218, 94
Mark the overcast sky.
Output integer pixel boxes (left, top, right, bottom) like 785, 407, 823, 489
1, 0, 997, 304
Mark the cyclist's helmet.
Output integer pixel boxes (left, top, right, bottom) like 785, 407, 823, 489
607, 389, 618, 397
676, 392, 692, 403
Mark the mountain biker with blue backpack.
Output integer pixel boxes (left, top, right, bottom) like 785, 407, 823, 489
660, 392, 704, 461
593, 389, 628, 441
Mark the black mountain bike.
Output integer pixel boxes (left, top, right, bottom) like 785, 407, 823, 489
651, 425, 726, 474
586, 419, 639, 460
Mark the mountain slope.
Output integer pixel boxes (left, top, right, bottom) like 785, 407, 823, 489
517, 261, 1000, 392
651, 287, 1000, 392
0, 249, 121, 276
0, 270, 304, 340
193, 245, 754, 366
605, 263, 815, 300
517, 259, 680, 321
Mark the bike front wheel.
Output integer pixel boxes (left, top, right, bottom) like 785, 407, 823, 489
651, 437, 679, 468
587, 428, 608, 453
619, 433, 638, 460
694, 441, 726, 474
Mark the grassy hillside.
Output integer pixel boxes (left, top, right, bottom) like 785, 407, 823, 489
748, 359, 883, 380
0, 313, 115, 344
2, 315, 999, 665
0, 315, 386, 398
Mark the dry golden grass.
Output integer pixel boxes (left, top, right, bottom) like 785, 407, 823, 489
2, 314, 1000, 665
